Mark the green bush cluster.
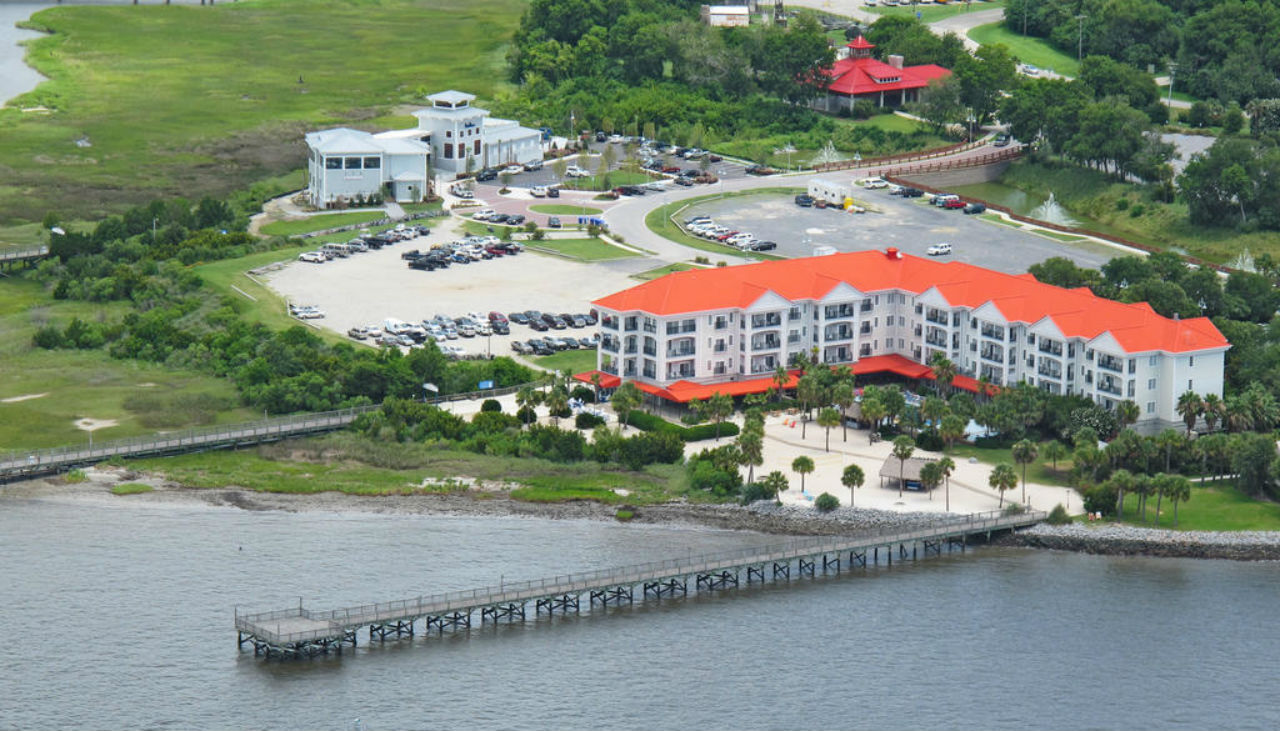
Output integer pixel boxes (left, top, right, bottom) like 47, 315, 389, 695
814, 493, 840, 513
623, 409, 739, 441
1046, 503, 1072, 525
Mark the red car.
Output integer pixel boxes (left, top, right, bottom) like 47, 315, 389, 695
489, 311, 509, 324
943, 198, 967, 209
485, 245, 507, 257
662, 166, 681, 174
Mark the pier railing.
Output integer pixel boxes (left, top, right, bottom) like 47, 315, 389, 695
236, 508, 1044, 645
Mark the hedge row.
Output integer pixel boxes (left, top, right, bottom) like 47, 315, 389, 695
623, 410, 740, 442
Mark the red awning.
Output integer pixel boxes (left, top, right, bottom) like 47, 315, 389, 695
629, 370, 800, 404
572, 370, 621, 389
849, 354, 932, 379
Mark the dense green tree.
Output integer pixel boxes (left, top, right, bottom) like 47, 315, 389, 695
954, 43, 1020, 125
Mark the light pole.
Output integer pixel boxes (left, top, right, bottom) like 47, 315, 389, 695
1075, 14, 1087, 63
1167, 61, 1178, 107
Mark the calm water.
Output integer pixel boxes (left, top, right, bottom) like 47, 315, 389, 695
0, 2, 52, 104
2, 494, 1279, 731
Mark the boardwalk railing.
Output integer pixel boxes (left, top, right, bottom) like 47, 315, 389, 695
0, 245, 50, 266
236, 508, 1044, 647
0, 380, 546, 481
810, 138, 987, 173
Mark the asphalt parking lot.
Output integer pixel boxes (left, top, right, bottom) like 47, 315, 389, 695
470, 141, 749, 193
681, 188, 1118, 274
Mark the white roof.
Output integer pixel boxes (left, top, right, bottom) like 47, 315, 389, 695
371, 131, 431, 155
305, 127, 382, 155
392, 171, 425, 181
428, 90, 476, 106
708, 5, 750, 13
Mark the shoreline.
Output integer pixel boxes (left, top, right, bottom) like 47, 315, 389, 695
7, 468, 1280, 560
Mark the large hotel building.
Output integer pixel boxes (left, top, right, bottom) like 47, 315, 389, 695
588, 249, 1228, 429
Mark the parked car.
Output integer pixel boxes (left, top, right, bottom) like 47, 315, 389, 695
509, 312, 530, 325
566, 165, 589, 177
900, 187, 925, 198
472, 209, 495, 221
750, 241, 778, 251
794, 194, 815, 207
506, 214, 526, 225
529, 319, 549, 332
674, 177, 693, 186
926, 243, 953, 256
546, 187, 560, 198
963, 203, 987, 215
347, 327, 368, 340
859, 177, 889, 189
994, 133, 1011, 147
530, 186, 548, 198
577, 337, 596, 348
476, 168, 498, 182
511, 341, 529, 354
943, 198, 967, 209
523, 159, 544, 171
548, 216, 562, 228
502, 164, 523, 175
298, 251, 326, 263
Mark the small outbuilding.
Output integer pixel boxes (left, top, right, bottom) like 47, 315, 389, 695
878, 455, 938, 491
701, 4, 750, 27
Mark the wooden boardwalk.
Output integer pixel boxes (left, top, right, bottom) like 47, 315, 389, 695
236, 508, 1045, 658
0, 245, 50, 271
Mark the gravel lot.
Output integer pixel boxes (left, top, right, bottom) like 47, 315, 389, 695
681, 189, 1120, 274
263, 217, 642, 360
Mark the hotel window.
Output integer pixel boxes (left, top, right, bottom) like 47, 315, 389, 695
475, 140, 481, 155
1149, 356, 1158, 366
363, 157, 380, 169
444, 143, 454, 158
344, 157, 362, 169
325, 157, 341, 170
446, 130, 452, 137
1189, 356, 1195, 367
1148, 378, 1156, 390
1147, 401, 1155, 413
1188, 379, 1193, 390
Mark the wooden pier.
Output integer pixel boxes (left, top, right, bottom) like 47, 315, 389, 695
235, 508, 1045, 658
0, 245, 50, 272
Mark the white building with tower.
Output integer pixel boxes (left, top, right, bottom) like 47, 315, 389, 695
304, 90, 542, 207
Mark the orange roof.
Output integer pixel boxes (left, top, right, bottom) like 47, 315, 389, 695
631, 371, 800, 403
592, 250, 1229, 354
851, 354, 931, 379
572, 370, 621, 389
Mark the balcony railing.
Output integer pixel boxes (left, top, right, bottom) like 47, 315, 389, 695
824, 305, 855, 319
1097, 381, 1122, 396
980, 326, 1005, 341
666, 322, 697, 335
1097, 356, 1124, 373
642, 346, 657, 357
751, 315, 782, 329
1037, 365, 1062, 379
752, 338, 781, 351
713, 319, 729, 330
926, 311, 949, 326
642, 322, 657, 334
1038, 341, 1063, 356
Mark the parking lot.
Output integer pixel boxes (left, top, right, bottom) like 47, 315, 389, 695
678, 188, 1119, 274
266, 216, 643, 361
470, 139, 751, 194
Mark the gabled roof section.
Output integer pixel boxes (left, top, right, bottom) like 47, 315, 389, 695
592, 250, 1230, 354
305, 128, 382, 155
822, 56, 951, 96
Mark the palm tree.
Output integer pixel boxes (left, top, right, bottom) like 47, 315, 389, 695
610, 381, 642, 433
515, 386, 543, 427
1225, 393, 1254, 433
1106, 468, 1134, 520
929, 352, 957, 398
796, 374, 823, 439
940, 413, 966, 451
860, 397, 886, 443
1073, 444, 1104, 484
937, 456, 956, 512
1167, 474, 1192, 527
762, 470, 789, 498
1131, 473, 1153, 522
1155, 428, 1182, 473
1116, 400, 1140, 431
589, 372, 603, 402
1176, 390, 1204, 435
919, 461, 943, 500
791, 455, 815, 494
737, 427, 764, 485
1201, 392, 1224, 432
841, 464, 865, 508
1041, 440, 1068, 473
1152, 472, 1182, 527
989, 463, 1018, 508
1011, 438, 1038, 505
545, 386, 569, 427
817, 407, 841, 452
704, 391, 734, 441
772, 364, 790, 401
891, 435, 915, 498
831, 382, 855, 442
920, 396, 948, 435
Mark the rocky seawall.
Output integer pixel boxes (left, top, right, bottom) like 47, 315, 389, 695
1002, 523, 1280, 561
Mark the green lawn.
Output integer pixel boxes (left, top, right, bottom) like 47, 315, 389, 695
1117, 481, 1280, 531
259, 211, 387, 237
631, 262, 700, 280
529, 204, 603, 215
125, 433, 719, 505
527, 237, 640, 261
944, 440, 1074, 487
0, 0, 523, 224
968, 22, 1080, 78
532, 349, 598, 375
564, 171, 652, 192
865, 0, 1004, 23
979, 212, 1024, 228
714, 115, 950, 169
0, 276, 258, 448
192, 245, 344, 341
645, 188, 801, 261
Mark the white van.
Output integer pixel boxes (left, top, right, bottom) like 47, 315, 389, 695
321, 242, 349, 258
383, 318, 411, 334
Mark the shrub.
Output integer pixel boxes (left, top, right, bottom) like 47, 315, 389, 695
914, 430, 944, 452
65, 469, 88, 484
569, 385, 595, 403
740, 481, 775, 504
111, 483, 154, 496
623, 409, 739, 441
1082, 481, 1117, 516
575, 412, 606, 430
615, 508, 635, 522
1115, 198, 1130, 211
1046, 503, 1071, 525
1003, 503, 1027, 516
815, 492, 839, 512
481, 398, 502, 413
1129, 204, 1145, 217
32, 325, 65, 350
